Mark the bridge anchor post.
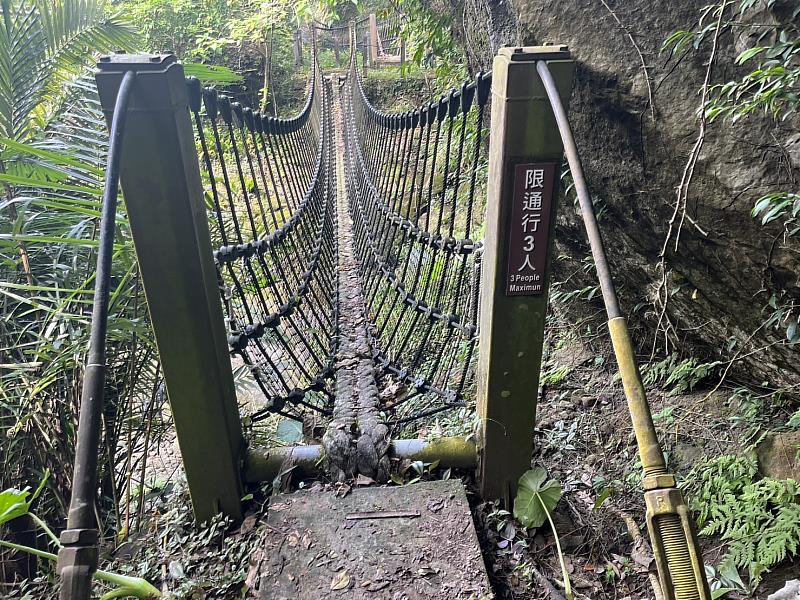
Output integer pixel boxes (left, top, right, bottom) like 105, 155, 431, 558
95, 55, 244, 522
476, 46, 574, 504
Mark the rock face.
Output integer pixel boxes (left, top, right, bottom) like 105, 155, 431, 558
767, 580, 800, 600
757, 431, 800, 481
453, 0, 800, 394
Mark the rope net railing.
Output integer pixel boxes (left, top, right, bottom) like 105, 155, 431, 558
187, 58, 338, 423
342, 46, 492, 426
353, 17, 370, 64
375, 14, 403, 59
313, 21, 352, 69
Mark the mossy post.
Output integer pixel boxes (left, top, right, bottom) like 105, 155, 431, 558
368, 13, 379, 65
95, 55, 244, 522
476, 46, 574, 503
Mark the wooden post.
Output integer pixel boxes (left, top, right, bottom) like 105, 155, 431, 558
368, 13, 379, 65
95, 55, 244, 522
363, 29, 370, 76
476, 46, 574, 504
334, 30, 341, 67
294, 29, 303, 67
400, 38, 406, 66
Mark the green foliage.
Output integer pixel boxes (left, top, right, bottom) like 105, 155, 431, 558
705, 562, 749, 598
788, 408, 800, 428
663, 0, 800, 352
705, 31, 800, 123
112, 0, 235, 60
641, 355, 720, 394
0, 476, 160, 599
514, 468, 572, 599
540, 363, 571, 387
682, 455, 800, 585
0, 0, 136, 141
0, 1, 156, 530
387, 0, 466, 86
389, 459, 445, 485
513, 467, 562, 529
665, 0, 799, 351
0, 471, 47, 527
182, 62, 244, 85
762, 291, 800, 346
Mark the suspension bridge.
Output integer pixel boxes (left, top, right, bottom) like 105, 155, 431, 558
56, 21, 711, 600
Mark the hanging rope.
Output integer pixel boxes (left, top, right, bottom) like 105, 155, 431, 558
186, 58, 338, 423
341, 42, 492, 427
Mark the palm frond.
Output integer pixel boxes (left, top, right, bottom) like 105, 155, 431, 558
0, 0, 47, 140
1, 70, 159, 526
33, 0, 136, 131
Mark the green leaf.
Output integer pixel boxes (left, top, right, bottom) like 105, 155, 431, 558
735, 47, 765, 64
276, 419, 304, 443
594, 487, 614, 509
711, 587, 734, 599
183, 63, 243, 85
0, 172, 100, 195
0, 488, 31, 527
514, 467, 563, 529
0, 470, 50, 527
786, 318, 798, 343
0, 137, 102, 175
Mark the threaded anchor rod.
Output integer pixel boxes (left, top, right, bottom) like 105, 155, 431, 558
536, 59, 710, 600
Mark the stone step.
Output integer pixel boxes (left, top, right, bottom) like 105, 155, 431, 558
258, 479, 493, 599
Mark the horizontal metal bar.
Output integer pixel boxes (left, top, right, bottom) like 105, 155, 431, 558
243, 436, 477, 483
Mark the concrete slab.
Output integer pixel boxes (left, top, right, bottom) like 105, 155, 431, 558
258, 480, 493, 599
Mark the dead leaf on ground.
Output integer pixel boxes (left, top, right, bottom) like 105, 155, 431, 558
355, 474, 375, 486
245, 550, 263, 589
367, 581, 390, 592
630, 539, 654, 570
427, 498, 445, 513
331, 569, 351, 591
240, 513, 258, 535
302, 529, 313, 550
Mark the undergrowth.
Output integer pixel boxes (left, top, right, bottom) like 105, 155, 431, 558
681, 455, 800, 587
641, 355, 720, 395
106, 480, 267, 599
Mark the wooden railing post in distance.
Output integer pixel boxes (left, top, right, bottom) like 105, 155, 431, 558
95, 55, 244, 522
363, 29, 370, 75
294, 29, 303, 67
476, 46, 574, 504
369, 13, 379, 65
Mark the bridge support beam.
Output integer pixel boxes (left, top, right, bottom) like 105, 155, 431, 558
244, 438, 478, 483
476, 46, 574, 504
95, 55, 244, 522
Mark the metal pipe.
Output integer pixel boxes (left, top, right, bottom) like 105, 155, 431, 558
58, 70, 136, 600
244, 437, 478, 483
536, 60, 710, 600
535, 60, 665, 475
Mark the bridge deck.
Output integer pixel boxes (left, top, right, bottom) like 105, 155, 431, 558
257, 479, 493, 599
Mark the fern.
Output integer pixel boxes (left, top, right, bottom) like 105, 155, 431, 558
681, 455, 800, 585
641, 355, 721, 395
